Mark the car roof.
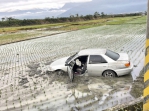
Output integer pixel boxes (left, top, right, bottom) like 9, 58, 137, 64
78, 48, 107, 56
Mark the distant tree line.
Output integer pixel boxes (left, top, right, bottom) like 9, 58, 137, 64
0, 11, 146, 27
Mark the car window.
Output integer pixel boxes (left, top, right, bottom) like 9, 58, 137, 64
89, 55, 107, 64
105, 50, 120, 61
65, 52, 78, 64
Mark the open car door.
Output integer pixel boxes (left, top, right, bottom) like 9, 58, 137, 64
67, 60, 75, 82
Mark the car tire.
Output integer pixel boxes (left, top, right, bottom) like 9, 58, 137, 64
56, 70, 64, 76
103, 70, 116, 77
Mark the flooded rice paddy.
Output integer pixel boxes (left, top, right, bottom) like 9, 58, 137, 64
0, 23, 145, 111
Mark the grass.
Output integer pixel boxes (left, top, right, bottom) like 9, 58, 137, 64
0, 16, 147, 45
126, 16, 147, 24
0, 32, 40, 44
118, 102, 143, 111
105, 16, 143, 25
0, 23, 66, 33
51, 16, 147, 30
0, 16, 146, 33
0, 18, 109, 33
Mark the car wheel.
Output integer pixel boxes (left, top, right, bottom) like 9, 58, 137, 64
56, 70, 64, 76
103, 70, 116, 77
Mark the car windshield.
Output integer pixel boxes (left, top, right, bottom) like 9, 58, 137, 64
65, 52, 78, 64
105, 49, 120, 61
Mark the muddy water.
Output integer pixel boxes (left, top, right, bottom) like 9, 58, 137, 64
46, 70, 134, 111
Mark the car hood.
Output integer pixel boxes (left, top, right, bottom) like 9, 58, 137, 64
50, 56, 69, 67
117, 53, 129, 61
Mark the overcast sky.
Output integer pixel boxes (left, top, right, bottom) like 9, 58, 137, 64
0, 0, 91, 19
0, 0, 92, 12
0, 0, 147, 19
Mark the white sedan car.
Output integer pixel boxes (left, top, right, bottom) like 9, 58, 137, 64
48, 49, 133, 81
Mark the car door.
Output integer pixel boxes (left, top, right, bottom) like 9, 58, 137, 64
87, 55, 108, 76
67, 60, 75, 82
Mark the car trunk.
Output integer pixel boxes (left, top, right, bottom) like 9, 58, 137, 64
116, 53, 130, 69
117, 53, 129, 61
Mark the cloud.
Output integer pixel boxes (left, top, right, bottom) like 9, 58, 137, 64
59, 0, 147, 17
0, 0, 27, 3
0, 0, 91, 19
0, 0, 91, 12
13, 9, 67, 19
0, 0, 146, 19
0, 8, 67, 19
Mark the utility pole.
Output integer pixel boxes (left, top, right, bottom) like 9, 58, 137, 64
144, 0, 149, 111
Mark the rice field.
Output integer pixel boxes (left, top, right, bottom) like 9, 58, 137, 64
0, 19, 146, 111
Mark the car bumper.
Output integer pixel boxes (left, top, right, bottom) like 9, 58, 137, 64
115, 63, 133, 76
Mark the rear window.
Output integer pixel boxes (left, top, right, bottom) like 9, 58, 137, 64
105, 50, 120, 61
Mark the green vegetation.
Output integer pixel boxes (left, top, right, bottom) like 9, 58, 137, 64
127, 16, 147, 24
0, 16, 146, 33
0, 23, 65, 33
118, 102, 143, 111
0, 15, 147, 45
0, 12, 145, 28
0, 32, 40, 44
105, 16, 140, 25
0, 19, 109, 33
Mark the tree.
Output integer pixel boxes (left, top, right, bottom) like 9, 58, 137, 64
101, 12, 105, 17
7, 17, 13, 21
76, 13, 79, 17
84, 14, 94, 20
45, 17, 50, 21
80, 15, 84, 18
70, 15, 74, 18
1, 17, 5, 21
94, 11, 100, 18
145, 11, 147, 15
